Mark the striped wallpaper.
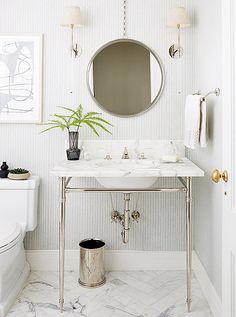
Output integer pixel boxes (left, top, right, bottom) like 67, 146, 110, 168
0, 0, 196, 250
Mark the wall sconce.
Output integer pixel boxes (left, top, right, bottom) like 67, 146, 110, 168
167, 7, 190, 59
61, 6, 83, 58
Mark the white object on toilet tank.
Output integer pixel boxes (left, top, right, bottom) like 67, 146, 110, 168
0, 176, 40, 231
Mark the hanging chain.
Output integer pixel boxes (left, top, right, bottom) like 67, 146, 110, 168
123, 0, 127, 38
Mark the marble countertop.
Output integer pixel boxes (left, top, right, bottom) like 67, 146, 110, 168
51, 158, 204, 178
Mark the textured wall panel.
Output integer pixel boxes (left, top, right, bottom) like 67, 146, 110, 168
0, 0, 195, 250
188, 0, 222, 297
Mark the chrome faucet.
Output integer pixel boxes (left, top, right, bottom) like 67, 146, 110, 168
121, 147, 130, 159
104, 153, 112, 160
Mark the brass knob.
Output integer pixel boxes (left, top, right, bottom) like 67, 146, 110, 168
211, 169, 229, 183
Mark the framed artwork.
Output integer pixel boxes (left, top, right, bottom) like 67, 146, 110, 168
0, 34, 43, 123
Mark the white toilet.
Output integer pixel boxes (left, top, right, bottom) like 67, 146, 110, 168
0, 176, 40, 317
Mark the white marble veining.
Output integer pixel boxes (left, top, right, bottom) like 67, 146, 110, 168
79, 140, 186, 161
52, 140, 204, 179
6, 270, 212, 317
51, 158, 204, 178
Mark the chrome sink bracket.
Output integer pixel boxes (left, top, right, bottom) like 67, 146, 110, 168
59, 177, 66, 313
178, 176, 187, 188
58, 178, 193, 312
65, 177, 72, 187
186, 177, 192, 312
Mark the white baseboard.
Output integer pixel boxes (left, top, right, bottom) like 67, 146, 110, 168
26, 250, 186, 271
26, 250, 222, 317
193, 253, 222, 317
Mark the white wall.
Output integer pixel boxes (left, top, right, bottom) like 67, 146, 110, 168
189, 0, 222, 298
0, 1, 196, 251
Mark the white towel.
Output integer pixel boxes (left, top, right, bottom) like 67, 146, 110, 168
199, 99, 207, 147
184, 95, 207, 149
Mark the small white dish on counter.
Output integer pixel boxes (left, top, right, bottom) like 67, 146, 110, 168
161, 155, 180, 163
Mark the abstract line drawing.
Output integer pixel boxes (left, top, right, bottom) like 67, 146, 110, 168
0, 35, 42, 123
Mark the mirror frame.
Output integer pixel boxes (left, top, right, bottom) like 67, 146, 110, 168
86, 39, 165, 117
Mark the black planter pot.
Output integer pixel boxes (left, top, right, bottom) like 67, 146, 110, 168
66, 131, 81, 160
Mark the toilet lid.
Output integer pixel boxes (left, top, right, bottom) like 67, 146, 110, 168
0, 222, 22, 248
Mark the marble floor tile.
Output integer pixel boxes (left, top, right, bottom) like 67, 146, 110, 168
6, 270, 213, 317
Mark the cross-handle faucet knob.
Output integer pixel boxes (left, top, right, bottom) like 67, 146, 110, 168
138, 152, 146, 160
104, 153, 112, 160
122, 147, 130, 159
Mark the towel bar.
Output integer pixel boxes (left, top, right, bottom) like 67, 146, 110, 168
193, 88, 220, 101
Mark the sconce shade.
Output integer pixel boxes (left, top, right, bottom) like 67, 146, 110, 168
167, 7, 190, 28
61, 6, 83, 27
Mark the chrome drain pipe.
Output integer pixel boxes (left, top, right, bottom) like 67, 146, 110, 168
121, 193, 131, 244
110, 193, 141, 244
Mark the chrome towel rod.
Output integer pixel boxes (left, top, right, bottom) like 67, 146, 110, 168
193, 88, 220, 101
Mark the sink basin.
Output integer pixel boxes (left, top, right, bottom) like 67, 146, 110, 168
95, 159, 159, 189
96, 177, 157, 189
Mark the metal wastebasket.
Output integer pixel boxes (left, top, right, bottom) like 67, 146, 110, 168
79, 238, 106, 288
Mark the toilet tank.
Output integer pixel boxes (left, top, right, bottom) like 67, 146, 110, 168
0, 176, 40, 231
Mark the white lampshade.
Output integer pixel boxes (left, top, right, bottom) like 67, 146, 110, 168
167, 7, 190, 28
61, 6, 83, 27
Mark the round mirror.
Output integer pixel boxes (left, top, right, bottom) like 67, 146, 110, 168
87, 39, 164, 117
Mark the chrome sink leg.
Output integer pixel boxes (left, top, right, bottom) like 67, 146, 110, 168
59, 177, 66, 312
121, 193, 131, 243
186, 177, 192, 312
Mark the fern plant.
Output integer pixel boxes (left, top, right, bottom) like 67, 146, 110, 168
41, 104, 112, 136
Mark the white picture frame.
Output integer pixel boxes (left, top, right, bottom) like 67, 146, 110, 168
0, 34, 43, 123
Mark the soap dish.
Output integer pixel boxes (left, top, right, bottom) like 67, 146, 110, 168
161, 156, 180, 163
